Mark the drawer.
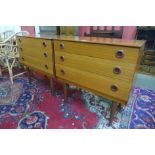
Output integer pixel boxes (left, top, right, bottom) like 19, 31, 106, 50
55, 51, 136, 82
17, 37, 53, 61
20, 55, 53, 75
56, 64, 131, 103
17, 36, 52, 49
54, 40, 140, 64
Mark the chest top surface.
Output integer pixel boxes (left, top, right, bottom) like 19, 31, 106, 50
17, 35, 145, 48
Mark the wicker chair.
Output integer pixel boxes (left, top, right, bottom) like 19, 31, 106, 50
0, 31, 29, 84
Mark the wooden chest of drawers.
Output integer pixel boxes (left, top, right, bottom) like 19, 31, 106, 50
16, 35, 55, 95
16, 35, 145, 125
54, 37, 145, 105
17, 36, 54, 75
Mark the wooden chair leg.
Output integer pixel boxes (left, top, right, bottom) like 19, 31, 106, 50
27, 67, 32, 83
64, 83, 69, 102
49, 77, 54, 96
109, 101, 118, 126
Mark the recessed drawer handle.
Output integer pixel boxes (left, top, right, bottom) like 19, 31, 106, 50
113, 66, 121, 74
43, 52, 48, 57
60, 43, 64, 49
44, 64, 48, 69
115, 50, 124, 58
60, 69, 65, 75
21, 57, 24, 61
111, 84, 118, 92
42, 41, 47, 47
60, 55, 65, 61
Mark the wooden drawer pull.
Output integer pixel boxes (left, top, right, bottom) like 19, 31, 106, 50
115, 50, 124, 58
60, 55, 65, 61
43, 52, 48, 57
42, 41, 47, 47
20, 47, 23, 51
44, 64, 48, 69
113, 66, 121, 74
111, 84, 118, 92
60, 69, 65, 75
21, 57, 24, 61
60, 43, 64, 49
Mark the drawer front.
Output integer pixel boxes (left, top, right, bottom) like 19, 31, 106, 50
20, 55, 53, 75
17, 37, 53, 61
56, 64, 131, 103
55, 51, 136, 82
54, 40, 140, 64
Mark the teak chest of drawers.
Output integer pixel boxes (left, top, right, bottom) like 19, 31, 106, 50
17, 35, 145, 125
16, 36, 55, 94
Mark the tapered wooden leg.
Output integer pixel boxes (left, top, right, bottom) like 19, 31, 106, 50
49, 77, 54, 96
26, 67, 32, 83
21, 64, 26, 72
0, 66, 2, 77
109, 101, 118, 126
64, 83, 69, 102
77, 88, 82, 101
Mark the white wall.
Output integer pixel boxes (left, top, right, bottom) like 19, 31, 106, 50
0, 26, 21, 33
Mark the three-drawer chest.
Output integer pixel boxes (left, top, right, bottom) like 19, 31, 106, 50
17, 35, 145, 125
16, 35, 55, 94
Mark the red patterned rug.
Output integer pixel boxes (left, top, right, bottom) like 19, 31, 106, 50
0, 73, 155, 129
0, 75, 98, 129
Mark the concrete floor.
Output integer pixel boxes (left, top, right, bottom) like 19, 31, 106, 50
134, 73, 155, 90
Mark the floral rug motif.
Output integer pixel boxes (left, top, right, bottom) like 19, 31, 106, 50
82, 87, 155, 129
81, 89, 122, 128
18, 111, 48, 129
0, 74, 155, 129
120, 88, 155, 129
0, 76, 98, 129
0, 78, 35, 118
0, 81, 23, 105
